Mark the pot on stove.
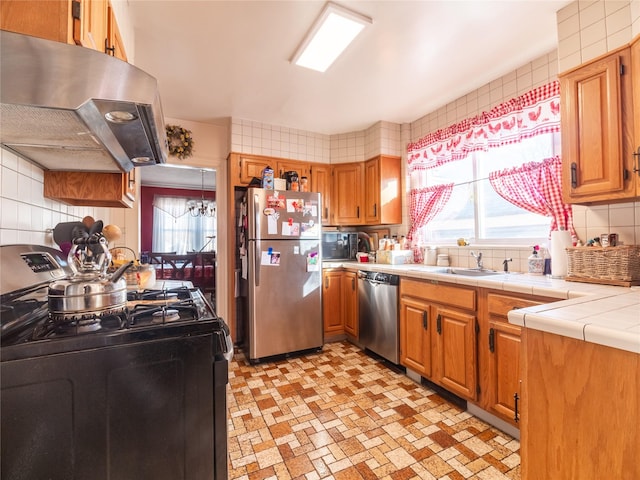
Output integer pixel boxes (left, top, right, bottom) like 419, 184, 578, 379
48, 232, 133, 322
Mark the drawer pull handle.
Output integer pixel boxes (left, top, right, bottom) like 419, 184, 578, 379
514, 393, 520, 423
422, 310, 428, 330
436, 314, 442, 334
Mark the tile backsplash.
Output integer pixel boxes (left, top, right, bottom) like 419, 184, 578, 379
0, 148, 127, 248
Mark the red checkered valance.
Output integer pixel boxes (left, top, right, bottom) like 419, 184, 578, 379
407, 81, 561, 172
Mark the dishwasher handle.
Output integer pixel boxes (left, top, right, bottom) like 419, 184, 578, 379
357, 270, 399, 285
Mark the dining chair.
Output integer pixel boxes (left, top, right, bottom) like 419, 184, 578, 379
161, 254, 198, 281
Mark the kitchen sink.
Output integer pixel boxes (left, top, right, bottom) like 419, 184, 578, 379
444, 268, 502, 277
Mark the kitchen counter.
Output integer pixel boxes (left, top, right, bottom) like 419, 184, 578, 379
324, 261, 640, 354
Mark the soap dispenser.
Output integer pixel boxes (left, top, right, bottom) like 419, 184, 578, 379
527, 246, 544, 275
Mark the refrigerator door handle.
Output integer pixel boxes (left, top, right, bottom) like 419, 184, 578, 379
253, 193, 261, 239
254, 239, 261, 287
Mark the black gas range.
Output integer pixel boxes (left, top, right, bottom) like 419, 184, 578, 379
0, 244, 232, 480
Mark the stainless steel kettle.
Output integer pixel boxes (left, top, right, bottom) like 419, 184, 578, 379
48, 234, 133, 322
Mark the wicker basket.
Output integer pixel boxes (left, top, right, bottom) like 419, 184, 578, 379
565, 245, 640, 286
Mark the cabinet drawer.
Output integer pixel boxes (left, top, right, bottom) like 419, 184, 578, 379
400, 278, 475, 310
487, 293, 543, 318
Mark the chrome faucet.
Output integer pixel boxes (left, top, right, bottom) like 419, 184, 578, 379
470, 251, 483, 269
503, 258, 513, 273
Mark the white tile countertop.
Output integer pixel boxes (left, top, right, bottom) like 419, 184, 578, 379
325, 261, 640, 355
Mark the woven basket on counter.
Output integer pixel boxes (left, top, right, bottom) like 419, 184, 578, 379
565, 245, 640, 286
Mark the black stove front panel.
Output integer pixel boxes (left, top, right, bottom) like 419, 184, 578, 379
1, 330, 228, 480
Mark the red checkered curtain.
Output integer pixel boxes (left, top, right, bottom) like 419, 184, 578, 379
407, 183, 454, 262
489, 156, 575, 237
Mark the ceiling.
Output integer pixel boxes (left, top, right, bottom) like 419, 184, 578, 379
133, 0, 570, 189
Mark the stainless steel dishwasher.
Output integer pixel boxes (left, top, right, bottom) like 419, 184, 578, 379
358, 270, 400, 364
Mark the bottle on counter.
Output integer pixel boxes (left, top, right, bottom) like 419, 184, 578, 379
299, 176, 308, 192
528, 247, 544, 275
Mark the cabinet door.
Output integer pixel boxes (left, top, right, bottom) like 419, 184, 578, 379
434, 307, 477, 400
76, 0, 107, 52
322, 270, 344, 335
487, 320, 521, 425
238, 155, 272, 184
276, 160, 310, 180
399, 297, 432, 377
106, 0, 126, 61
364, 155, 401, 225
343, 271, 358, 338
363, 158, 381, 223
1, 0, 73, 44
561, 47, 635, 203
43, 171, 134, 208
332, 163, 362, 225
311, 164, 331, 224
123, 169, 136, 202
632, 36, 640, 193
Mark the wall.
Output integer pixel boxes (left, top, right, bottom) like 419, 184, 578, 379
0, 147, 134, 249
229, 118, 403, 163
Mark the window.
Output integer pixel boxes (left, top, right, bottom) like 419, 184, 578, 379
413, 132, 560, 244
152, 196, 217, 253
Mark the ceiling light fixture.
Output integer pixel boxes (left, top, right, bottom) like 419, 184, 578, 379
291, 2, 372, 73
187, 170, 216, 218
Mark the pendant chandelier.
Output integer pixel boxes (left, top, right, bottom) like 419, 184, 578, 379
187, 170, 216, 217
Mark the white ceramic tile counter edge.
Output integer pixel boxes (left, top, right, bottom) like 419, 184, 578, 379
325, 262, 640, 354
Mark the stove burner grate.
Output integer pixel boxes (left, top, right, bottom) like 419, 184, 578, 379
128, 299, 199, 326
32, 311, 129, 340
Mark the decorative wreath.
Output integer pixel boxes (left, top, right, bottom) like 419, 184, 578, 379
165, 124, 194, 160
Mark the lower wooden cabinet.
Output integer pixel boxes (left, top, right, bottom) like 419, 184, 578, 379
322, 269, 358, 339
399, 278, 477, 401
476, 291, 558, 426
520, 329, 639, 479
399, 295, 433, 376
434, 306, 477, 399
43, 170, 135, 208
342, 271, 358, 338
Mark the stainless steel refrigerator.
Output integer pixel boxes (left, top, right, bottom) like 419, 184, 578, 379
244, 188, 323, 362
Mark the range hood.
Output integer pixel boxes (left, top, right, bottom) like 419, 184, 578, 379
0, 30, 168, 173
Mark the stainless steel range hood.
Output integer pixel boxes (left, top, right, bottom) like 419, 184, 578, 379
0, 30, 168, 173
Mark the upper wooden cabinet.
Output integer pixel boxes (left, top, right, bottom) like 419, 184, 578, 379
331, 162, 363, 225
560, 44, 636, 204
363, 155, 401, 225
44, 170, 135, 208
106, 0, 126, 61
1, 0, 126, 60
229, 152, 402, 227
632, 36, 640, 193
311, 164, 331, 224
330, 155, 402, 226
233, 153, 310, 187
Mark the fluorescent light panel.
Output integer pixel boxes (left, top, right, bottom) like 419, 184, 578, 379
291, 2, 372, 73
